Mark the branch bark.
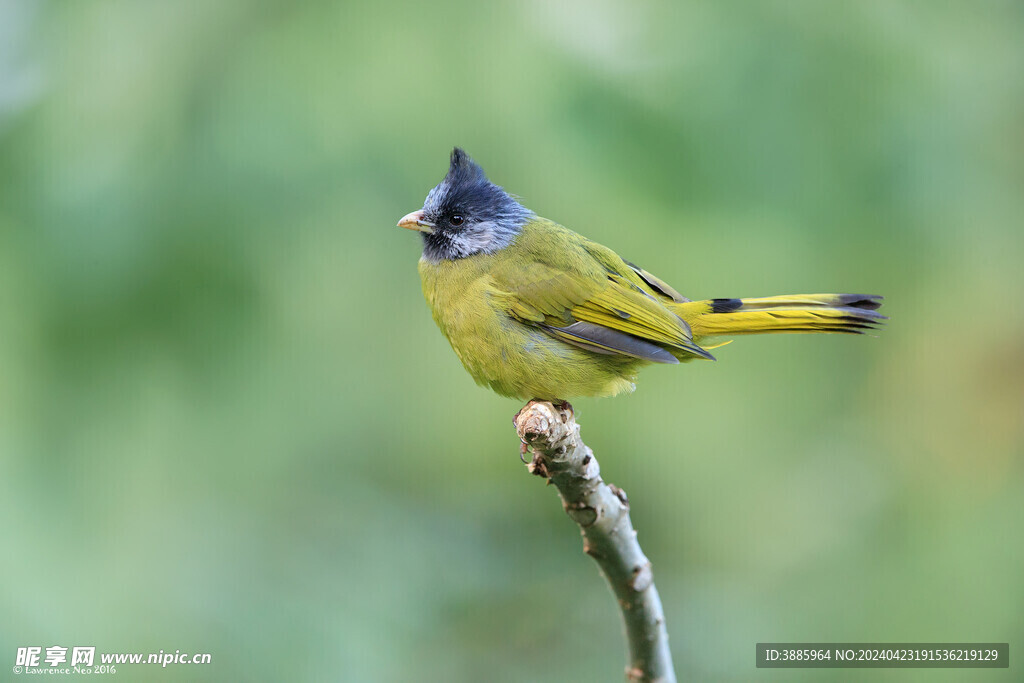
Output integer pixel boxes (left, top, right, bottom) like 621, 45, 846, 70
515, 400, 676, 683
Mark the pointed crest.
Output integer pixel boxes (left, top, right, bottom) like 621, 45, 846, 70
446, 147, 487, 186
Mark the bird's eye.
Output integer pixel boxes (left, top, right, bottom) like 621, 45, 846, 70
450, 214, 464, 226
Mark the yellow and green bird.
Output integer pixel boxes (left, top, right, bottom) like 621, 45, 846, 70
399, 148, 883, 401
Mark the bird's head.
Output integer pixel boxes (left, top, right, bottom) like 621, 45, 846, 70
398, 148, 532, 261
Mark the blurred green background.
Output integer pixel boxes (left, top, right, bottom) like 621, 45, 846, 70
2, 1, 1022, 681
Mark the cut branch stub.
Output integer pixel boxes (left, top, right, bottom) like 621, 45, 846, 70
515, 400, 676, 683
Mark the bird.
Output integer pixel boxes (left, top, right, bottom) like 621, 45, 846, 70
399, 148, 883, 401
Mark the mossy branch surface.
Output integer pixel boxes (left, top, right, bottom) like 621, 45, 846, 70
515, 400, 676, 683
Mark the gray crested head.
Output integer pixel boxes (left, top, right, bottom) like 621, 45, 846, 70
418, 148, 532, 262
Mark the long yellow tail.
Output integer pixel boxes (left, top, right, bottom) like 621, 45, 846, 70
674, 294, 885, 341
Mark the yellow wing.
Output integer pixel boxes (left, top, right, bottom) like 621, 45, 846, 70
490, 220, 714, 363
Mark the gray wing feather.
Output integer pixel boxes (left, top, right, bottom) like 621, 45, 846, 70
542, 322, 680, 364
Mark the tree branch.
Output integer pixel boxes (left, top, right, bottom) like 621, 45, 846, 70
515, 400, 676, 683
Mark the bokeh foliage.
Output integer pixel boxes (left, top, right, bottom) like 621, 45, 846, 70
1, 1, 1022, 681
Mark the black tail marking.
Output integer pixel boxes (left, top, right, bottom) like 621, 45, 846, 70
710, 298, 743, 314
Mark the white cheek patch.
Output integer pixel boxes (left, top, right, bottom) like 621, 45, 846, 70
448, 221, 517, 258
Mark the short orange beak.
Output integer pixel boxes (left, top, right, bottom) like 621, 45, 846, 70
397, 210, 435, 234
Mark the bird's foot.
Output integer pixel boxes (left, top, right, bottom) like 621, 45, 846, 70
551, 399, 574, 420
